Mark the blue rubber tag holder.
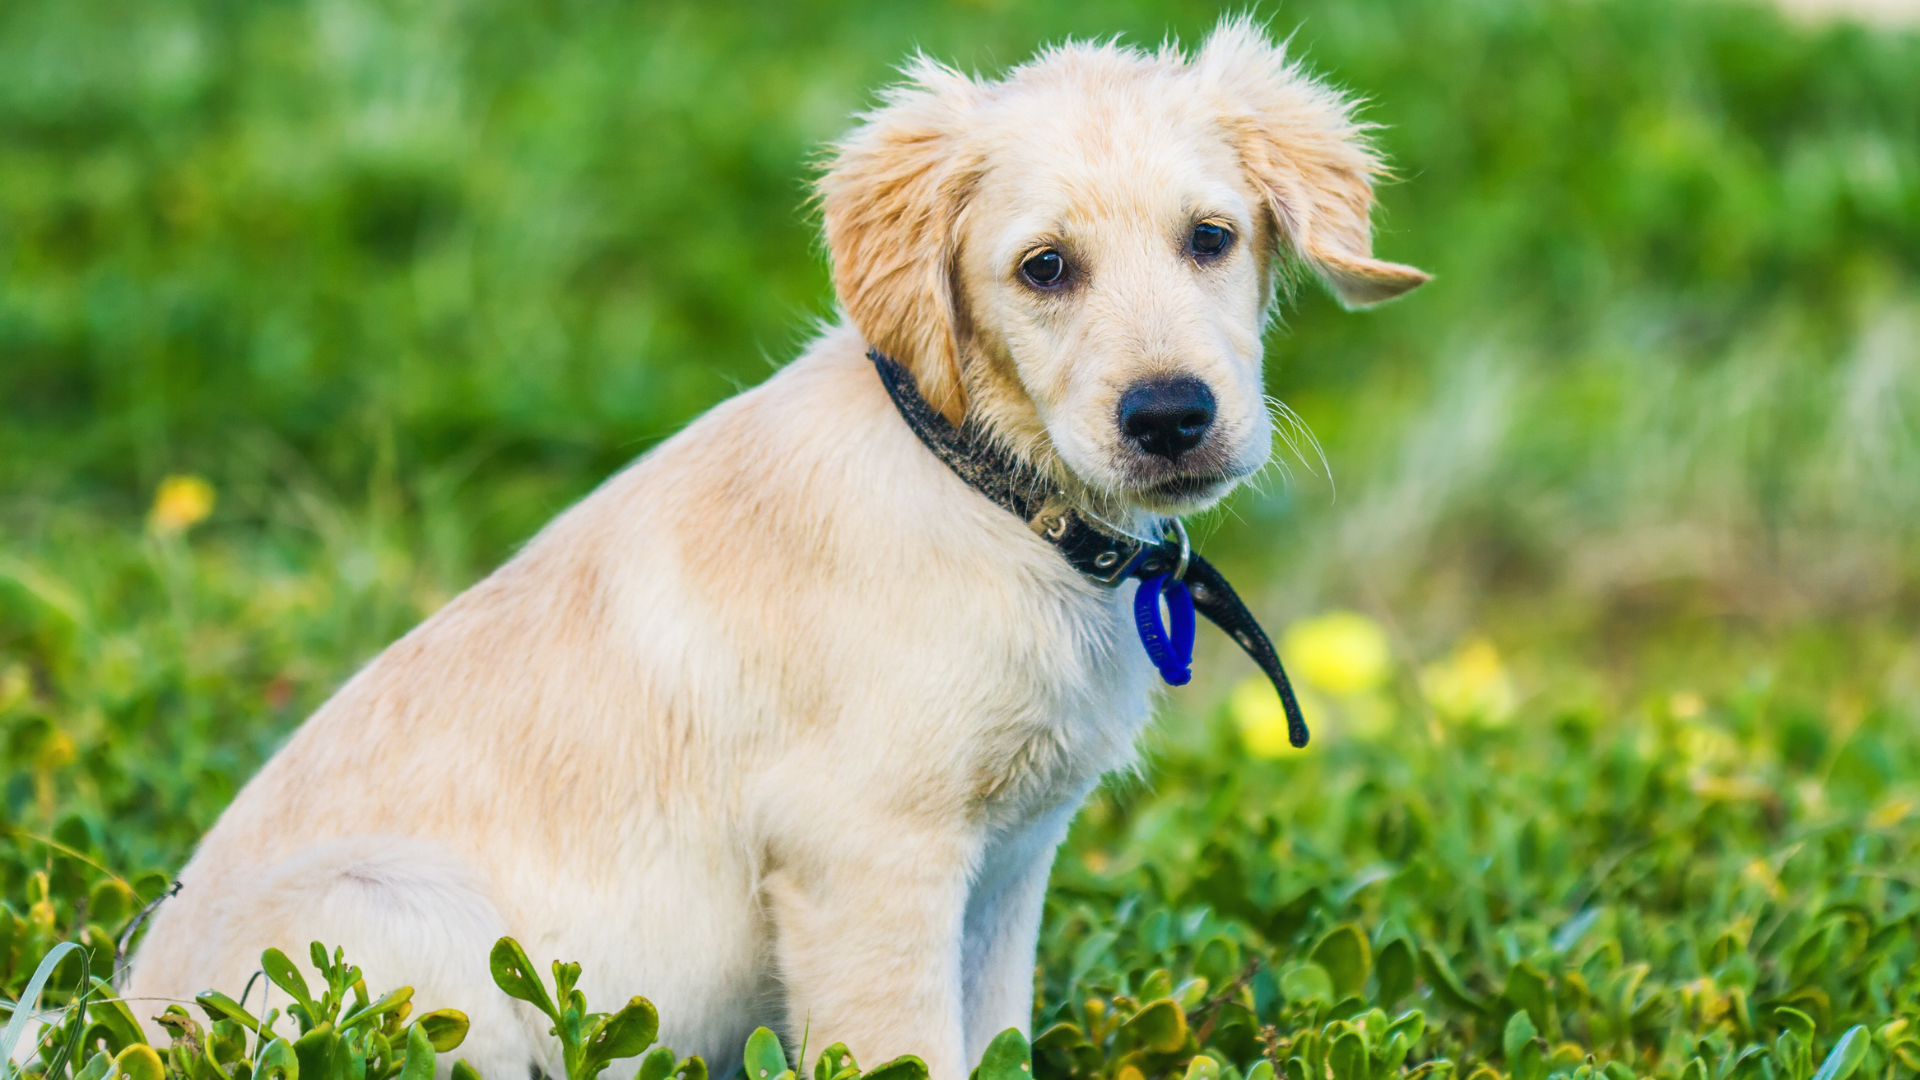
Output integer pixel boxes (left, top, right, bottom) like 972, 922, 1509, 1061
1134, 574, 1197, 685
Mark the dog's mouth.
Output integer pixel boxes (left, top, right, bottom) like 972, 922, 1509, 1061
1122, 469, 1247, 513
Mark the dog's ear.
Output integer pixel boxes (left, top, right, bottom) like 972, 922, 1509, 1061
819, 58, 983, 423
1196, 18, 1430, 308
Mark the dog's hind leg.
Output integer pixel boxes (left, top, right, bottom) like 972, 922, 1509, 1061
173, 837, 540, 1080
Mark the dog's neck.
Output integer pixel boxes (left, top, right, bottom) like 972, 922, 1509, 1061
869, 348, 1182, 585
871, 345, 1312, 748
946, 347, 1162, 537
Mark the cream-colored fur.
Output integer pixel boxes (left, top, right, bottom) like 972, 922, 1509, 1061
127, 19, 1424, 1080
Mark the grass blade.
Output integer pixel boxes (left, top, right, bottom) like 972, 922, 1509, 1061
1811, 1027, 1870, 1080
1, 942, 83, 1079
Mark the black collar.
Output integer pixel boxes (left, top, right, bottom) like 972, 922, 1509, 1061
870, 349, 1310, 748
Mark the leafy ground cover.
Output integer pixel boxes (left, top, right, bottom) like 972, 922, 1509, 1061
6, 552, 1919, 1080
4, 0, 1920, 1080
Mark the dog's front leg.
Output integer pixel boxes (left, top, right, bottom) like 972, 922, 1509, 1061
763, 820, 977, 1080
960, 803, 1077, 1065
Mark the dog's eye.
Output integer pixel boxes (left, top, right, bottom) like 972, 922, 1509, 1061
1190, 223, 1231, 258
1020, 249, 1067, 288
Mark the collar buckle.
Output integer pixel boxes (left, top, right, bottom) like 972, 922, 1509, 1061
1164, 518, 1190, 582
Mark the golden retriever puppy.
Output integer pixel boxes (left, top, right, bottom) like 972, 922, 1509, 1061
128, 18, 1425, 1080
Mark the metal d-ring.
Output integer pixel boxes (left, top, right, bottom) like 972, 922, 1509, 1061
1166, 518, 1190, 581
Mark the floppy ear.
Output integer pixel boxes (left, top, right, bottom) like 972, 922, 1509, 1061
818, 58, 983, 423
1196, 18, 1430, 308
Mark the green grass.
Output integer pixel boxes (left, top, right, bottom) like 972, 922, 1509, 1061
3, 0, 1920, 1079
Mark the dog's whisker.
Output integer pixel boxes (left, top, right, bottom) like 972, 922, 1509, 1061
1264, 394, 1334, 500
1276, 400, 1332, 483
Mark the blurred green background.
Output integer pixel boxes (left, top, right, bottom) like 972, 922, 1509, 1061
5, 0, 1920, 1074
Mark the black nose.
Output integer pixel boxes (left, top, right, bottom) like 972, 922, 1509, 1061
1118, 377, 1216, 461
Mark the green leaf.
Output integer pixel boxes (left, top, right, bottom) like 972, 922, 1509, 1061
290, 1023, 339, 1080
450, 1062, 483, 1080
339, 988, 413, 1033
113, 1044, 168, 1080
414, 1011, 470, 1054
1, 941, 82, 1072
1502, 961, 1554, 1036
584, 997, 658, 1071
1679, 1058, 1708, 1080
974, 1029, 1030, 1080
1783, 991, 1832, 1033
85, 881, 133, 929
1311, 925, 1372, 1000
1194, 939, 1238, 989
1032, 1024, 1086, 1053
1118, 999, 1187, 1054
1811, 1026, 1870, 1080
397, 1019, 436, 1080
1503, 1011, 1545, 1080
813, 1043, 856, 1080
1377, 1032, 1414, 1078
1279, 962, 1335, 1006
674, 1056, 708, 1080
1245, 1062, 1275, 1080
638, 1047, 678, 1080
1185, 1056, 1221, 1080
1376, 941, 1416, 1007
1419, 946, 1487, 1015
1327, 996, 1368, 1023
255, 1039, 299, 1080
87, 982, 149, 1053
1503, 1009, 1537, 1062
198, 992, 264, 1033
744, 1028, 788, 1080
75, 1050, 113, 1080
860, 1057, 928, 1080
262, 950, 316, 1017
155, 1003, 201, 1043
550, 962, 583, 1011
1776, 1008, 1818, 1041
487, 939, 557, 1022
1328, 1033, 1368, 1080
1386, 1011, 1425, 1046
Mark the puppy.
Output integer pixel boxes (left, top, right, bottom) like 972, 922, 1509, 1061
128, 19, 1425, 1080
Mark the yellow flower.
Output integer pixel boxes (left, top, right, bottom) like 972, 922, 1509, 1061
1679, 724, 1739, 769
149, 474, 217, 535
1741, 857, 1784, 898
1420, 638, 1516, 725
0, 663, 29, 712
1669, 691, 1705, 719
1690, 773, 1771, 802
34, 729, 76, 771
1868, 797, 1915, 829
1231, 675, 1313, 758
1281, 611, 1391, 696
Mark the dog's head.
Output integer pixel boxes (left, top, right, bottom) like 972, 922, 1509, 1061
820, 19, 1428, 519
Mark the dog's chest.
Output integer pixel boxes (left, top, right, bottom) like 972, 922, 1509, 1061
963, 581, 1156, 824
